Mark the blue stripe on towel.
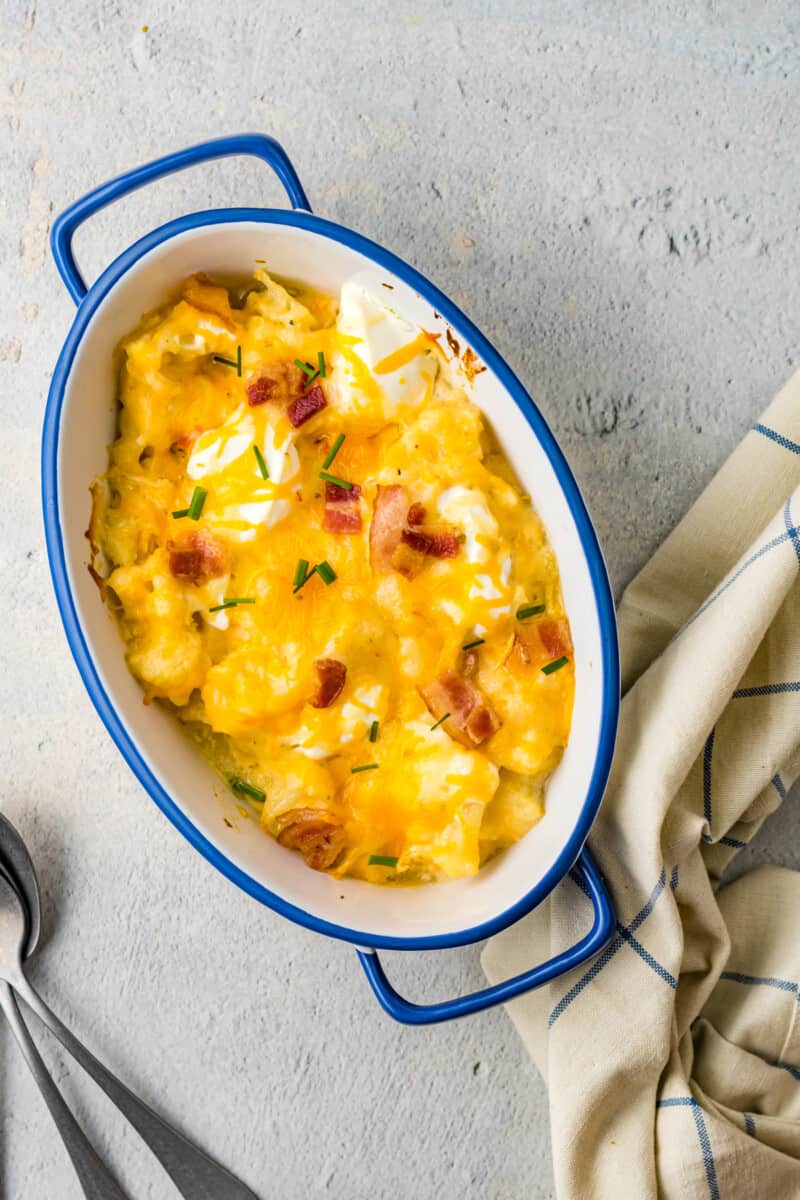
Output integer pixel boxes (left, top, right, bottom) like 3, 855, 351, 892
773, 774, 787, 800
744, 1112, 756, 1138
785, 497, 800, 567
676, 524, 800, 640
720, 971, 797, 994
656, 1098, 720, 1200
775, 1062, 800, 1081
732, 681, 800, 699
616, 925, 678, 988
753, 422, 800, 457
549, 870, 673, 1026
703, 729, 715, 827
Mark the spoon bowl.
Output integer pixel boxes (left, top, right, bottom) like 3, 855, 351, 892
0, 865, 29, 983
0, 814, 41, 957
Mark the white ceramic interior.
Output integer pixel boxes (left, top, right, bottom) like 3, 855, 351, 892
55, 220, 612, 943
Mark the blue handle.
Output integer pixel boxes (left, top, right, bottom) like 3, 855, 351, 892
50, 133, 311, 304
357, 847, 614, 1025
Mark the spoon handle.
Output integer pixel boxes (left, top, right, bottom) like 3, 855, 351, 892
13, 972, 258, 1200
0, 981, 131, 1200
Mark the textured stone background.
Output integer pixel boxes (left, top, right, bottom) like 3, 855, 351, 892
1, 2, 799, 1197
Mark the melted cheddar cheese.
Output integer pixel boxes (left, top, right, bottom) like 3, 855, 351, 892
90, 269, 574, 883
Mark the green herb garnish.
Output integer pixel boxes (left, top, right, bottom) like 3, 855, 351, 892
230, 778, 265, 802
541, 656, 569, 675
517, 603, 546, 620
319, 470, 354, 490
315, 560, 336, 586
430, 712, 451, 732
172, 485, 207, 521
369, 720, 379, 743
352, 763, 379, 774
322, 433, 345, 470
208, 597, 256, 612
213, 345, 242, 376
293, 558, 310, 590
294, 358, 316, 378
317, 350, 326, 378
461, 638, 485, 650
253, 445, 269, 479
368, 854, 398, 868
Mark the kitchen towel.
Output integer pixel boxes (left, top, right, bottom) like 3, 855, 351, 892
483, 370, 800, 1199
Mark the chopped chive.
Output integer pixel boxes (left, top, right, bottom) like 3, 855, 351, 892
317, 350, 326, 378
517, 603, 546, 620
253, 445, 269, 479
294, 358, 316, 377
187, 486, 207, 520
293, 558, 310, 589
368, 854, 398, 868
322, 433, 345, 469
541, 656, 569, 675
430, 712, 451, 732
208, 597, 256, 612
171, 507, 189, 519
369, 719, 379, 743
230, 777, 266, 802
352, 763, 379, 774
213, 345, 242, 376
293, 563, 316, 594
319, 470, 354, 490
315, 560, 336, 586
461, 638, 485, 651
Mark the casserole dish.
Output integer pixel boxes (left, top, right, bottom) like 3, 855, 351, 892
43, 134, 619, 1024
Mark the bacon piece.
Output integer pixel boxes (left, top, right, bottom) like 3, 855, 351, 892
371, 487, 460, 577
246, 359, 306, 407
181, 273, 233, 324
288, 383, 327, 428
310, 658, 347, 708
168, 530, 229, 584
400, 526, 459, 559
419, 670, 501, 747
323, 482, 362, 534
369, 485, 408, 573
275, 809, 347, 871
514, 616, 573, 669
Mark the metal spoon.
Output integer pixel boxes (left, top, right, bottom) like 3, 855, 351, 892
0, 815, 259, 1199
0, 862, 132, 1197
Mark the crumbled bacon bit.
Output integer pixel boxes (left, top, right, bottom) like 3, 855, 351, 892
288, 383, 327, 428
275, 809, 347, 871
310, 658, 347, 708
514, 617, 573, 669
400, 526, 459, 559
371, 487, 459, 577
419, 669, 501, 747
323, 481, 362, 534
246, 360, 306, 407
168, 530, 229, 584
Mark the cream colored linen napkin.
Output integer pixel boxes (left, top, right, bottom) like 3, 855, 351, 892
483, 371, 800, 1199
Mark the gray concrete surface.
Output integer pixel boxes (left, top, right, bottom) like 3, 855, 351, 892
1, 2, 799, 1197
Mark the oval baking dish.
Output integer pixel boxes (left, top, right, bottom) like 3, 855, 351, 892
43, 134, 619, 1024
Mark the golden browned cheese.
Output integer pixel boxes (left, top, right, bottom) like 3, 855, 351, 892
90, 269, 574, 883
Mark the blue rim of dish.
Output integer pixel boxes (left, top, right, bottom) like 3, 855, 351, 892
41, 207, 620, 952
